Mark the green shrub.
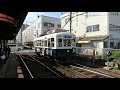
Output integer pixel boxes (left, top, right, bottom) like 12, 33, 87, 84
112, 50, 120, 63
112, 50, 120, 57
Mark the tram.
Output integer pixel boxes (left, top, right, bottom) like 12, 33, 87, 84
34, 32, 76, 63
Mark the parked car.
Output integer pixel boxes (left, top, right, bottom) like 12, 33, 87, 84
7, 43, 23, 52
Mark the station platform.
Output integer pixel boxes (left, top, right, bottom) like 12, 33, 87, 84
0, 53, 19, 78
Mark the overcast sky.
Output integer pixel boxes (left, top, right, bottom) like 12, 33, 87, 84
23, 12, 62, 25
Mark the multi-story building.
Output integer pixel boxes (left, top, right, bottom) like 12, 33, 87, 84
16, 24, 29, 44
22, 15, 61, 47
61, 12, 120, 49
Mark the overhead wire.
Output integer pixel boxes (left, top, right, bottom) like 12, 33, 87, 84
61, 12, 86, 29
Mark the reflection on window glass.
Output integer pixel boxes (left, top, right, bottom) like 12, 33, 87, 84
48, 38, 50, 47
45, 40, 47, 47
51, 38, 54, 47
58, 39, 62, 47
42, 40, 44, 46
110, 42, 114, 48
63, 39, 71, 46
104, 42, 108, 48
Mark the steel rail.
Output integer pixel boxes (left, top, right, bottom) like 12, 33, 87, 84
70, 64, 114, 78
18, 55, 34, 78
28, 55, 63, 78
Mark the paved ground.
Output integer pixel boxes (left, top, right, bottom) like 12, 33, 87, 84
0, 53, 19, 78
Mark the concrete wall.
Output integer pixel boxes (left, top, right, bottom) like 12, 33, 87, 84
85, 12, 108, 37
109, 12, 120, 40
61, 12, 120, 49
61, 12, 109, 38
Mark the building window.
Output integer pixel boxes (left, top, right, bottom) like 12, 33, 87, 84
57, 24, 61, 28
87, 26, 92, 32
110, 42, 114, 48
93, 25, 99, 31
87, 12, 100, 17
92, 42, 99, 48
49, 23, 54, 27
87, 24, 99, 32
44, 22, 48, 27
43, 22, 54, 27
110, 12, 119, 16
109, 24, 120, 32
104, 42, 108, 48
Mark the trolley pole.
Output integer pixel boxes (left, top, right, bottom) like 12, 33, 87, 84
70, 12, 72, 33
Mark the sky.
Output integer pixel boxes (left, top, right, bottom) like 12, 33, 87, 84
23, 12, 62, 25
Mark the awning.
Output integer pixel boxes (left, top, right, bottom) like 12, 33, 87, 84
77, 41, 91, 43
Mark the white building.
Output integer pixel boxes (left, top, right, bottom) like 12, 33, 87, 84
22, 15, 61, 47
16, 24, 29, 44
61, 12, 120, 49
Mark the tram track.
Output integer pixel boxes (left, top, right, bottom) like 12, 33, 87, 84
17, 54, 64, 78
31, 55, 114, 78
17, 54, 120, 78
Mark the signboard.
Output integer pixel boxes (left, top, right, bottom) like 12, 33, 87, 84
63, 35, 72, 38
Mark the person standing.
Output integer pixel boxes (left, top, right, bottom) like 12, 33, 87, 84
7, 45, 11, 58
3, 46, 7, 57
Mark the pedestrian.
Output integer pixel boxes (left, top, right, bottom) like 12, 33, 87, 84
7, 45, 11, 58
0, 50, 7, 64
3, 46, 7, 57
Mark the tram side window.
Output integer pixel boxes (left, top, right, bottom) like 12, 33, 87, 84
63, 39, 71, 46
37, 40, 40, 46
51, 38, 54, 47
58, 39, 62, 47
73, 38, 75, 42
40, 40, 42, 46
36, 41, 38, 46
45, 40, 47, 47
34, 41, 37, 46
72, 38, 75, 46
48, 38, 50, 47
42, 40, 44, 46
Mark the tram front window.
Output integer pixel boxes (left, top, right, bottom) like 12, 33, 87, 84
58, 39, 62, 47
63, 39, 71, 46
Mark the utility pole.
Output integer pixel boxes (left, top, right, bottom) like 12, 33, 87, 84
70, 12, 72, 33
37, 30, 38, 37
21, 29, 22, 45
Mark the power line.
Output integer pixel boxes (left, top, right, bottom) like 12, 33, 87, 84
61, 12, 86, 30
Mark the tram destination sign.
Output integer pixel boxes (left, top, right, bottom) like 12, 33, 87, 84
63, 35, 72, 38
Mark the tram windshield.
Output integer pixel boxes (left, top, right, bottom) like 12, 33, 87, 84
63, 39, 71, 46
